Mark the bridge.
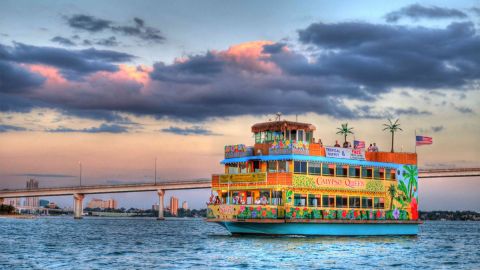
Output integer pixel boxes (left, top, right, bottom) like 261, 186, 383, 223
0, 168, 478, 219
0, 179, 211, 220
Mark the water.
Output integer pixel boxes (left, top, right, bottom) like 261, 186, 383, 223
0, 218, 479, 269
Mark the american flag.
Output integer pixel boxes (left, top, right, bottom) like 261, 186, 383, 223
354, 140, 365, 149
416, 136, 432, 146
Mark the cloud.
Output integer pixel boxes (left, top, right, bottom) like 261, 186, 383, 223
385, 4, 468, 22
66, 14, 112, 32
51, 36, 76, 46
0, 42, 135, 79
290, 21, 480, 92
419, 125, 445, 133
64, 14, 165, 43
0, 124, 27, 132
15, 173, 76, 178
52, 36, 119, 47
431, 126, 444, 132
454, 106, 475, 114
94, 36, 119, 47
0, 61, 45, 93
161, 126, 218, 136
48, 123, 128, 133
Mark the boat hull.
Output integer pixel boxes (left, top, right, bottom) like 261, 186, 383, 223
218, 221, 419, 236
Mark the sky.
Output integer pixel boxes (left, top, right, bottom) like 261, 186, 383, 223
0, 0, 479, 210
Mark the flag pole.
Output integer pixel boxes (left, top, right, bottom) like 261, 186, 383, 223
414, 129, 417, 154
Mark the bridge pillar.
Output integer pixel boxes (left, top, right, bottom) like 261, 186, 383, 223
73, 193, 84, 219
157, 189, 165, 220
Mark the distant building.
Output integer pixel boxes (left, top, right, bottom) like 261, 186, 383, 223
39, 199, 50, 207
87, 198, 118, 209
152, 203, 160, 211
4, 198, 21, 207
169, 196, 179, 216
24, 179, 39, 208
182, 201, 188, 210
47, 202, 58, 209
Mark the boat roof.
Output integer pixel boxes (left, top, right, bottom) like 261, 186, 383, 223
251, 120, 316, 133
221, 155, 400, 168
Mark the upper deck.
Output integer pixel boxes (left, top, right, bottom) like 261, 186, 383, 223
223, 120, 416, 166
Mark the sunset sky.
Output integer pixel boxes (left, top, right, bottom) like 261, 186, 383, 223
0, 0, 479, 210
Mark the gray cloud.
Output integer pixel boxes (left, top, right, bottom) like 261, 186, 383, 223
51, 36, 76, 46
0, 42, 134, 79
0, 124, 27, 132
431, 126, 445, 132
48, 123, 128, 133
65, 14, 165, 43
161, 126, 217, 136
66, 14, 112, 32
0, 61, 45, 93
385, 4, 468, 22
291, 21, 480, 92
1, 19, 478, 123
454, 106, 475, 114
419, 125, 445, 133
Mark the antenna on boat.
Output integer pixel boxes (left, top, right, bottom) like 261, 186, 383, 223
275, 112, 282, 121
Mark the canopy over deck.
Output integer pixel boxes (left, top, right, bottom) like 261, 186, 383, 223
251, 120, 316, 133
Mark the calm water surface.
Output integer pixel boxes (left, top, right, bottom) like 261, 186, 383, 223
0, 218, 479, 269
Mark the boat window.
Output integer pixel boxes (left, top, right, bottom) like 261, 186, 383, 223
336, 196, 348, 208
267, 161, 277, 172
255, 132, 261, 143
308, 162, 321, 175
374, 167, 382, 180
322, 195, 335, 207
291, 130, 297, 141
349, 166, 360, 178
362, 167, 373, 178
390, 169, 396, 180
246, 191, 253, 204
271, 191, 283, 205
294, 161, 307, 174
308, 194, 321, 207
297, 130, 304, 141
349, 197, 361, 208
278, 161, 288, 172
322, 164, 335, 176
374, 197, 385, 209
385, 169, 391, 180
336, 165, 347, 177
294, 194, 306, 206
378, 168, 385, 180
221, 191, 228, 204
306, 131, 312, 143
362, 197, 373, 208
227, 164, 238, 174
258, 190, 270, 205
253, 161, 260, 173
239, 163, 247, 173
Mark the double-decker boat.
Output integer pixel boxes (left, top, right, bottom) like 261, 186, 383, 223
206, 120, 420, 235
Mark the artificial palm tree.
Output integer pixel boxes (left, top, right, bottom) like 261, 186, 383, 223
336, 123, 354, 144
383, 119, 402, 153
388, 184, 397, 210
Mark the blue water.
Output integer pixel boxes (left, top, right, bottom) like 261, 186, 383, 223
0, 218, 479, 269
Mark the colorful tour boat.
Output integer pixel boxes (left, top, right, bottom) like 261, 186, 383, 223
206, 120, 420, 235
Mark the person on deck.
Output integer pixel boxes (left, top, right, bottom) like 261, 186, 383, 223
373, 143, 379, 152
343, 141, 349, 148
334, 140, 340, 147
367, 144, 373, 152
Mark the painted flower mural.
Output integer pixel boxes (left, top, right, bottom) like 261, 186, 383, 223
395, 165, 419, 220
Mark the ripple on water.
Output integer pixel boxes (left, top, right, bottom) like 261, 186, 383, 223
0, 218, 479, 269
